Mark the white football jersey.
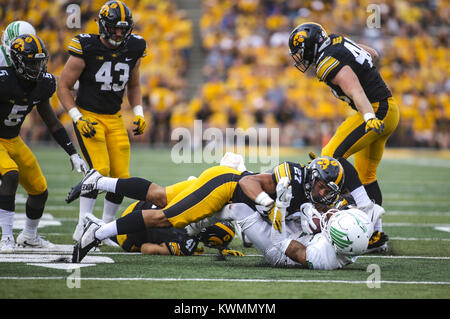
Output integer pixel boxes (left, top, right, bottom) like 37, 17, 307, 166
0, 46, 8, 67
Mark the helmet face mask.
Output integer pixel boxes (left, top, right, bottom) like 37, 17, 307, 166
304, 156, 344, 206
98, 1, 134, 48
10, 35, 48, 81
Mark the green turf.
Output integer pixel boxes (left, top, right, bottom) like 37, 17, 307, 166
1, 145, 449, 299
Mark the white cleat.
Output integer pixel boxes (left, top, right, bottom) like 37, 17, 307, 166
0, 237, 15, 253
72, 222, 85, 242
72, 213, 102, 263
16, 232, 55, 249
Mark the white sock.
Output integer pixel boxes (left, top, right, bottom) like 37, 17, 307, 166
23, 217, 39, 237
95, 221, 118, 241
0, 209, 14, 240
97, 177, 119, 193
102, 199, 121, 223
374, 219, 383, 232
351, 186, 372, 207
79, 197, 97, 224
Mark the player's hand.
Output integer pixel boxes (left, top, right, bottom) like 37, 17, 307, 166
132, 115, 146, 135
300, 203, 320, 235
76, 116, 98, 138
276, 177, 292, 209
221, 249, 245, 256
365, 118, 384, 134
69, 153, 88, 174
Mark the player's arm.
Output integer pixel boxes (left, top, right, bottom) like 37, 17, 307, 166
127, 59, 146, 135
140, 242, 170, 255
285, 240, 308, 267
36, 99, 88, 173
357, 43, 379, 60
331, 65, 384, 133
57, 55, 97, 138
238, 173, 276, 208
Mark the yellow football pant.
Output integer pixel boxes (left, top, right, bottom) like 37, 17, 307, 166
75, 108, 130, 179
163, 166, 242, 228
0, 136, 47, 195
116, 200, 140, 251
321, 97, 400, 184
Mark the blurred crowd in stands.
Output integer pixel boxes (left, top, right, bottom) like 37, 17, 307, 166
0, 0, 448, 149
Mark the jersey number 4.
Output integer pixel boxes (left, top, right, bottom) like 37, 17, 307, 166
95, 61, 129, 91
343, 38, 373, 67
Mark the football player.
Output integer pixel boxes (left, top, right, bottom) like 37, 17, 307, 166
288, 23, 400, 235
68, 152, 383, 262
85, 200, 242, 256
0, 21, 36, 67
57, 1, 148, 243
0, 34, 87, 253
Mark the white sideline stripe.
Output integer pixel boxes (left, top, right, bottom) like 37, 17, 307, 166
0, 276, 448, 285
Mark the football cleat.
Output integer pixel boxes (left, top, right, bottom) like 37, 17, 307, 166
66, 169, 102, 203
0, 237, 15, 253
72, 214, 102, 263
16, 232, 55, 248
365, 231, 389, 254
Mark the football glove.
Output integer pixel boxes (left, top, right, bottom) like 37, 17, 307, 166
275, 177, 292, 209
299, 203, 320, 235
365, 118, 384, 134
221, 249, 244, 256
69, 153, 89, 174
76, 116, 98, 138
268, 206, 283, 234
132, 115, 146, 136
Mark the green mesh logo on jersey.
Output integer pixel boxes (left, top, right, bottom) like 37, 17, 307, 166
330, 226, 353, 249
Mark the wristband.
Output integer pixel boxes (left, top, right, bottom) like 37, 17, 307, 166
68, 107, 83, 123
363, 112, 376, 122
255, 192, 274, 207
133, 105, 144, 117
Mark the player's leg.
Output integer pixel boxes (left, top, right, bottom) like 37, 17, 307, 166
103, 113, 130, 223
9, 138, 53, 248
73, 116, 109, 240
0, 140, 19, 253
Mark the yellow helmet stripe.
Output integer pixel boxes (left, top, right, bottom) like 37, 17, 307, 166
334, 163, 344, 186
29, 34, 42, 54
216, 223, 235, 238
116, 1, 126, 22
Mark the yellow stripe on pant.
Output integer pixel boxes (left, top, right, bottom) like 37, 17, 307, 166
164, 166, 243, 228
321, 97, 400, 184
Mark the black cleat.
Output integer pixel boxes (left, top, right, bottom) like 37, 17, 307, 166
72, 215, 102, 263
66, 169, 102, 204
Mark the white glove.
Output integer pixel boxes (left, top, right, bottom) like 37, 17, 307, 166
276, 177, 292, 209
300, 203, 321, 235
220, 152, 246, 172
69, 154, 88, 174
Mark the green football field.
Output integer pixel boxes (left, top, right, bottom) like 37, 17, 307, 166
0, 145, 449, 300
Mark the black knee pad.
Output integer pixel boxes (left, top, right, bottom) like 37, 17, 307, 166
0, 171, 19, 196
337, 157, 362, 192
0, 195, 15, 212
364, 181, 382, 206
26, 190, 48, 220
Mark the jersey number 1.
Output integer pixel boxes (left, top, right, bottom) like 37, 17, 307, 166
95, 61, 129, 91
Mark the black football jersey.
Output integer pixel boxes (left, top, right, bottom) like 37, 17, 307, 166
315, 34, 391, 110
68, 33, 147, 114
121, 201, 200, 255
231, 164, 308, 216
0, 67, 55, 138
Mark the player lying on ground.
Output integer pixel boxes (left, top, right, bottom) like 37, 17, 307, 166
68, 153, 385, 263
86, 199, 243, 256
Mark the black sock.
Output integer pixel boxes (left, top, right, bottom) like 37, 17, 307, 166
364, 181, 383, 205
115, 178, 152, 201
116, 210, 147, 235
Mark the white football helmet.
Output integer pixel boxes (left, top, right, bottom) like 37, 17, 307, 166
322, 208, 373, 256
2, 21, 36, 57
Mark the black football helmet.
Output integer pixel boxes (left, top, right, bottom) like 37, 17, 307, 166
288, 22, 328, 72
198, 221, 235, 249
304, 156, 345, 206
98, 1, 134, 48
10, 34, 49, 81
